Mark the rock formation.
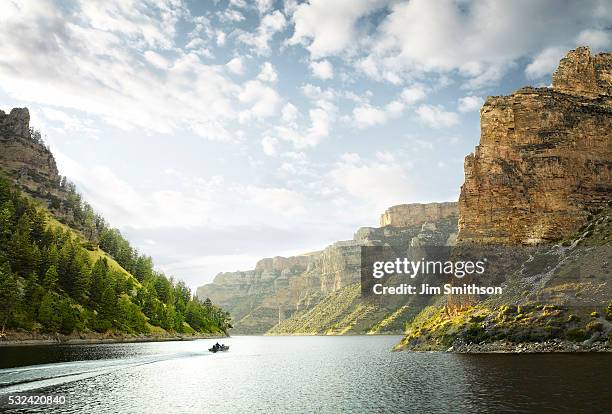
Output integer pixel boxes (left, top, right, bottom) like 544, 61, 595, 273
197, 203, 458, 334
380, 202, 458, 227
0, 108, 61, 198
458, 47, 612, 245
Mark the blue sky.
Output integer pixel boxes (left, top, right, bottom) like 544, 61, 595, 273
1, 0, 611, 289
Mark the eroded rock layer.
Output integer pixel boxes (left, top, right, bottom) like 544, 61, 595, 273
458, 47, 612, 245
197, 203, 458, 334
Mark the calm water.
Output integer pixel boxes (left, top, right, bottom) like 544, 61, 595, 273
0, 336, 610, 413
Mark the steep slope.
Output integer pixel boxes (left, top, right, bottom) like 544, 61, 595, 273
198, 203, 458, 334
0, 108, 231, 340
397, 47, 612, 351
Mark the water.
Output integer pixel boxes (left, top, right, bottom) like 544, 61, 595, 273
0, 336, 610, 413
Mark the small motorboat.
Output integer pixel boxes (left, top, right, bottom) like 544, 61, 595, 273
209, 344, 230, 353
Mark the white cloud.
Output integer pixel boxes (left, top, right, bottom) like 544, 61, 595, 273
261, 135, 279, 156
329, 152, 413, 215
281, 103, 298, 123
352, 105, 387, 129
257, 61, 278, 82
352, 99, 404, 129
219, 9, 245, 23
276, 102, 336, 148
525, 47, 567, 79
226, 57, 245, 75
0, 0, 244, 141
415, 105, 459, 128
255, 0, 274, 14
400, 84, 427, 104
457, 95, 484, 113
40, 107, 97, 134
239, 10, 287, 54
356, 0, 612, 87
310, 60, 334, 80
288, 0, 385, 58
576, 29, 611, 50
238, 80, 281, 121
144, 50, 169, 69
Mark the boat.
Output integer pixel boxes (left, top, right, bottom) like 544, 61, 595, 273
209, 344, 230, 353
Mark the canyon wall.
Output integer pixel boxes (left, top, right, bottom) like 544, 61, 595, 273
197, 203, 458, 334
458, 47, 612, 245
380, 202, 458, 227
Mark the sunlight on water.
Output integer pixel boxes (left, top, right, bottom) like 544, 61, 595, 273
1, 336, 611, 413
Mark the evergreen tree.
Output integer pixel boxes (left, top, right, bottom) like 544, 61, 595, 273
0, 263, 20, 333
43, 265, 59, 289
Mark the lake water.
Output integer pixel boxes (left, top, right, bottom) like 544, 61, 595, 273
0, 336, 610, 413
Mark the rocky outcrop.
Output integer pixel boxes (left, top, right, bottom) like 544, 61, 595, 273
0, 108, 61, 198
380, 202, 458, 227
198, 206, 458, 334
458, 47, 612, 245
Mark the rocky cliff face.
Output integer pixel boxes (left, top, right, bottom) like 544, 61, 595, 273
380, 202, 458, 227
0, 108, 61, 199
458, 47, 612, 245
197, 202, 458, 334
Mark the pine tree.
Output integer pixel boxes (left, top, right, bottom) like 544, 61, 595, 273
0, 263, 20, 334
43, 265, 59, 289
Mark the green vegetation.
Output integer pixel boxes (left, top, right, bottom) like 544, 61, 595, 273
0, 175, 230, 337
395, 303, 610, 351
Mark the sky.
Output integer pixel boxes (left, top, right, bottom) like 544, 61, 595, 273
1, 0, 611, 290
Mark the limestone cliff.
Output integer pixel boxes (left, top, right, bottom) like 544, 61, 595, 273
458, 47, 612, 245
197, 203, 458, 334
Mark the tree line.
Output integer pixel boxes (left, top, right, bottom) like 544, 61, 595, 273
0, 174, 231, 336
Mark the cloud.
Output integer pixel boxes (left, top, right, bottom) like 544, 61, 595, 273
239, 10, 287, 54
400, 84, 427, 104
276, 103, 336, 148
0, 0, 244, 141
457, 95, 484, 113
281, 103, 298, 123
525, 47, 568, 79
356, 0, 612, 87
415, 105, 459, 128
352, 102, 401, 129
238, 80, 281, 121
226, 57, 245, 75
144, 50, 169, 69
328, 152, 413, 217
257, 61, 278, 82
261, 135, 279, 156
288, 0, 385, 58
310, 60, 334, 80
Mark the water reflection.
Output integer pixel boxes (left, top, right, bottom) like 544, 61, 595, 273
1, 336, 610, 413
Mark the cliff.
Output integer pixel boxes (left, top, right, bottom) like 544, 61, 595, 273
0, 108, 62, 199
197, 203, 458, 334
380, 202, 458, 227
397, 47, 612, 352
458, 47, 612, 245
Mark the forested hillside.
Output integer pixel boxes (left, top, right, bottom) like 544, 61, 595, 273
0, 115, 231, 338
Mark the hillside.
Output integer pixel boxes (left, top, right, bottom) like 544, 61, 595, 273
0, 108, 231, 340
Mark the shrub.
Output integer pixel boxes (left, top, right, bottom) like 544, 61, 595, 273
566, 328, 587, 342
585, 320, 604, 334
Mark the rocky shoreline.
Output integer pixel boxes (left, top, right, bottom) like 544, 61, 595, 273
0, 331, 228, 346
447, 339, 611, 353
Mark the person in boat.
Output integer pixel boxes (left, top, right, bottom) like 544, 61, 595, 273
214, 342, 220, 350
